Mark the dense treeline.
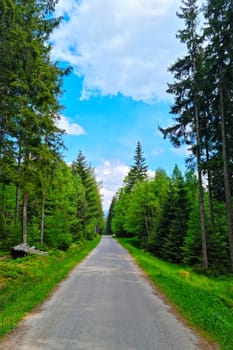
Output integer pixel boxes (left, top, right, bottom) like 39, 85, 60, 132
108, 142, 231, 274
0, 0, 103, 251
162, 0, 233, 272
109, 0, 233, 274
108, 0, 233, 271
108, 0, 233, 274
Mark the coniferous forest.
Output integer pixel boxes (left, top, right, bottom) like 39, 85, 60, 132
1, 0, 233, 277
0, 0, 104, 252
107, 0, 233, 275
1, 1, 233, 348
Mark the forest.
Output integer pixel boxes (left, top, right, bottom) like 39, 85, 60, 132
1, 1, 233, 348
0, 0, 104, 252
107, 0, 233, 275
1, 0, 233, 277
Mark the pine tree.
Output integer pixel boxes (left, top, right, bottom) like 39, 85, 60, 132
161, 166, 190, 263
160, 0, 208, 269
124, 141, 148, 191
72, 151, 104, 239
203, 0, 233, 271
0, 0, 68, 246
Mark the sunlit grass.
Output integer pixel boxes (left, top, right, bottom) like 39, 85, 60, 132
0, 236, 101, 338
118, 237, 233, 350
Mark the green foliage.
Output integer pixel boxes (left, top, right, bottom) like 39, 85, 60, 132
159, 0, 233, 271
160, 166, 191, 263
124, 180, 160, 246
111, 188, 131, 237
0, 11, 104, 253
111, 158, 233, 274
56, 234, 73, 251
105, 195, 116, 235
0, 149, 103, 253
0, 0, 73, 248
124, 141, 148, 191
182, 193, 202, 266
72, 150, 104, 238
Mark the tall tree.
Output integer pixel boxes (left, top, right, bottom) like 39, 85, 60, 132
124, 141, 148, 191
161, 166, 191, 263
160, 0, 208, 269
0, 0, 67, 246
203, 0, 233, 271
72, 151, 104, 238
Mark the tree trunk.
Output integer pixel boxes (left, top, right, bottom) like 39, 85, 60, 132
205, 135, 215, 229
40, 196, 45, 244
15, 184, 20, 225
220, 87, 233, 271
194, 96, 208, 270
192, 41, 208, 269
22, 191, 28, 244
15, 152, 21, 226
207, 168, 215, 230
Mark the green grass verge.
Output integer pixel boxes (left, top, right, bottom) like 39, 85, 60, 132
0, 236, 101, 338
118, 237, 233, 350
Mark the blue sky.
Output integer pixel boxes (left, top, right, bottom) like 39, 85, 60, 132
51, 0, 196, 211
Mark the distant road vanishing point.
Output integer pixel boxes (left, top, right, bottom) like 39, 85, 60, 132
1, 236, 205, 350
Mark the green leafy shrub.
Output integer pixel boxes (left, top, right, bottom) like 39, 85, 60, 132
56, 234, 73, 251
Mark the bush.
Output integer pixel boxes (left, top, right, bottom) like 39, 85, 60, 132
57, 234, 73, 251
44, 233, 73, 251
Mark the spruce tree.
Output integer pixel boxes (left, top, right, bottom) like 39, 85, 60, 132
203, 0, 233, 271
72, 151, 104, 238
124, 141, 148, 191
161, 166, 190, 263
160, 0, 208, 269
0, 0, 68, 245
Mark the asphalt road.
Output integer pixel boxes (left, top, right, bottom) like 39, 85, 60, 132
1, 236, 203, 350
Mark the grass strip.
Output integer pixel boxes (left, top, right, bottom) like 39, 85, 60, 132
118, 237, 233, 350
0, 236, 101, 338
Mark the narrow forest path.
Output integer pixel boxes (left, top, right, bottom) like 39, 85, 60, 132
1, 236, 207, 350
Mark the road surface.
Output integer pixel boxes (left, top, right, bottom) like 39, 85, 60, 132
1, 236, 206, 350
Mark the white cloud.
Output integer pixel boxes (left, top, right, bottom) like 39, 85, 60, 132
95, 160, 129, 211
51, 0, 185, 103
147, 169, 155, 179
170, 146, 191, 157
56, 115, 86, 136
151, 148, 165, 156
